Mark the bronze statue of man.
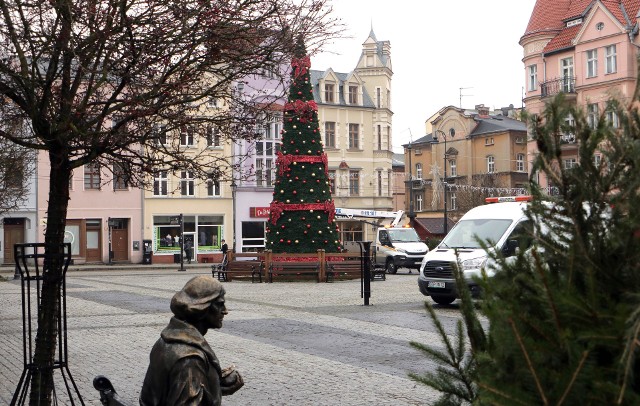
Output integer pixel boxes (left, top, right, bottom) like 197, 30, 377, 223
139, 276, 244, 405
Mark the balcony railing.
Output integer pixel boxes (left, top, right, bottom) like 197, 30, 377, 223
541, 76, 576, 97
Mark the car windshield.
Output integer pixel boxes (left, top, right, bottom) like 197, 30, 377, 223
387, 228, 422, 242
441, 219, 513, 249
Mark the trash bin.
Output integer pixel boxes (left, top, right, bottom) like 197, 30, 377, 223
174, 253, 181, 264
142, 239, 153, 264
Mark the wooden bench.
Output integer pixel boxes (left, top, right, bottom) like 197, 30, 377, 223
326, 260, 387, 282
326, 260, 362, 282
268, 261, 320, 283
213, 260, 263, 283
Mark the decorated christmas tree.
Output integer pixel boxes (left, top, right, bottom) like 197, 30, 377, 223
266, 41, 341, 254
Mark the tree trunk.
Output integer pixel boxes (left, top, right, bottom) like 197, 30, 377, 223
29, 148, 71, 406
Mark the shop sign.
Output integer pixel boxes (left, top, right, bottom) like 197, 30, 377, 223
250, 207, 270, 218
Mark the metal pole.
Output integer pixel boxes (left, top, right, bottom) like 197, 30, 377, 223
444, 134, 448, 235
178, 213, 185, 271
231, 180, 237, 253
107, 217, 112, 266
359, 241, 372, 306
407, 144, 414, 223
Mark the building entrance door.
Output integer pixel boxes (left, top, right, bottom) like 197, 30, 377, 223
3, 218, 25, 265
111, 219, 129, 262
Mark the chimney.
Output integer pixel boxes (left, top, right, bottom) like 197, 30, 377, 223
475, 104, 490, 117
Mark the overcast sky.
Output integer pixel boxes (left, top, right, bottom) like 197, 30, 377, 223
311, 0, 537, 152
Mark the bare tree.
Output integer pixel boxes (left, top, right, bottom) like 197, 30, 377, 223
0, 0, 342, 403
453, 173, 514, 214
0, 116, 35, 213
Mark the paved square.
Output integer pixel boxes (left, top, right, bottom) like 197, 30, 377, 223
0, 268, 458, 405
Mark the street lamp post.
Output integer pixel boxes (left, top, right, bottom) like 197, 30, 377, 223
231, 179, 237, 253
407, 143, 414, 223
435, 130, 449, 235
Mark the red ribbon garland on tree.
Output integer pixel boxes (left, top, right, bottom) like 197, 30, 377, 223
291, 55, 311, 79
276, 151, 328, 177
269, 201, 335, 225
284, 99, 318, 124
284, 99, 318, 113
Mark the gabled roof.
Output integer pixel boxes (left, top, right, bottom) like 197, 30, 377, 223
402, 133, 436, 148
542, 24, 581, 53
525, 0, 640, 53
522, 0, 572, 39
470, 115, 527, 136
309, 69, 376, 108
414, 217, 456, 236
392, 153, 405, 167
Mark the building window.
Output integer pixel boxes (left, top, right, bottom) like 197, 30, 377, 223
377, 170, 383, 196
324, 83, 335, 103
563, 158, 577, 169
561, 57, 574, 92
181, 171, 195, 196
450, 192, 457, 210
587, 103, 599, 129
349, 170, 360, 195
487, 155, 495, 173
207, 178, 221, 197
528, 64, 537, 91
113, 162, 129, 190
324, 122, 336, 148
348, 85, 358, 104
206, 126, 220, 147
376, 88, 381, 108
328, 170, 336, 194
449, 159, 457, 177
415, 163, 423, 180
339, 221, 363, 242
154, 125, 167, 146
606, 109, 619, 128
377, 125, 382, 150
594, 154, 602, 167
348, 124, 359, 149
605, 45, 617, 74
1, 159, 24, 189
586, 49, 598, 78
256, 159, 264, 187
416, 194, 423, 212
180, 126, 194, 147
84, 162, 101, 190
153, 171, 168, 196
516, 153, 525, 172
265, 159, 273, 187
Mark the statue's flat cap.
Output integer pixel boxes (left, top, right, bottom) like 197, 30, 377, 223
170, 276, 224, 319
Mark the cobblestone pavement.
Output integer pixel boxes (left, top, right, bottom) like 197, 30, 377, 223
0, 267, 472, 405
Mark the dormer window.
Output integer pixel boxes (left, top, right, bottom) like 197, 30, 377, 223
324, 83, 335, 103
348, 85, 358, 104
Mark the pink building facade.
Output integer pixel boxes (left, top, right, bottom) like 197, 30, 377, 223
36, 150, 144, 264
521, 0, 640, 184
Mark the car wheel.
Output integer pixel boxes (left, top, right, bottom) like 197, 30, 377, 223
431, 295, 455, 305
386, 260, 397, 274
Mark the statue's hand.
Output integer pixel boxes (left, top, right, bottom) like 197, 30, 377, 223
221, 365, 244, 396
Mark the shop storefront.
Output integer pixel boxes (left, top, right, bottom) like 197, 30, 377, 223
152, 215, 224, 262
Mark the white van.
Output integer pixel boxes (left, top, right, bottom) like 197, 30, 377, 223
417, 196, 533, 305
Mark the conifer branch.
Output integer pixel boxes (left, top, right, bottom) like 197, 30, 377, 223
508, 317, 548, 406
558, 350, 589, 406
476, 382, 528, 405
532, 249, 562, 333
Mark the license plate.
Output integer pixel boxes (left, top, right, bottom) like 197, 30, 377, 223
427, 281, 445, 288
